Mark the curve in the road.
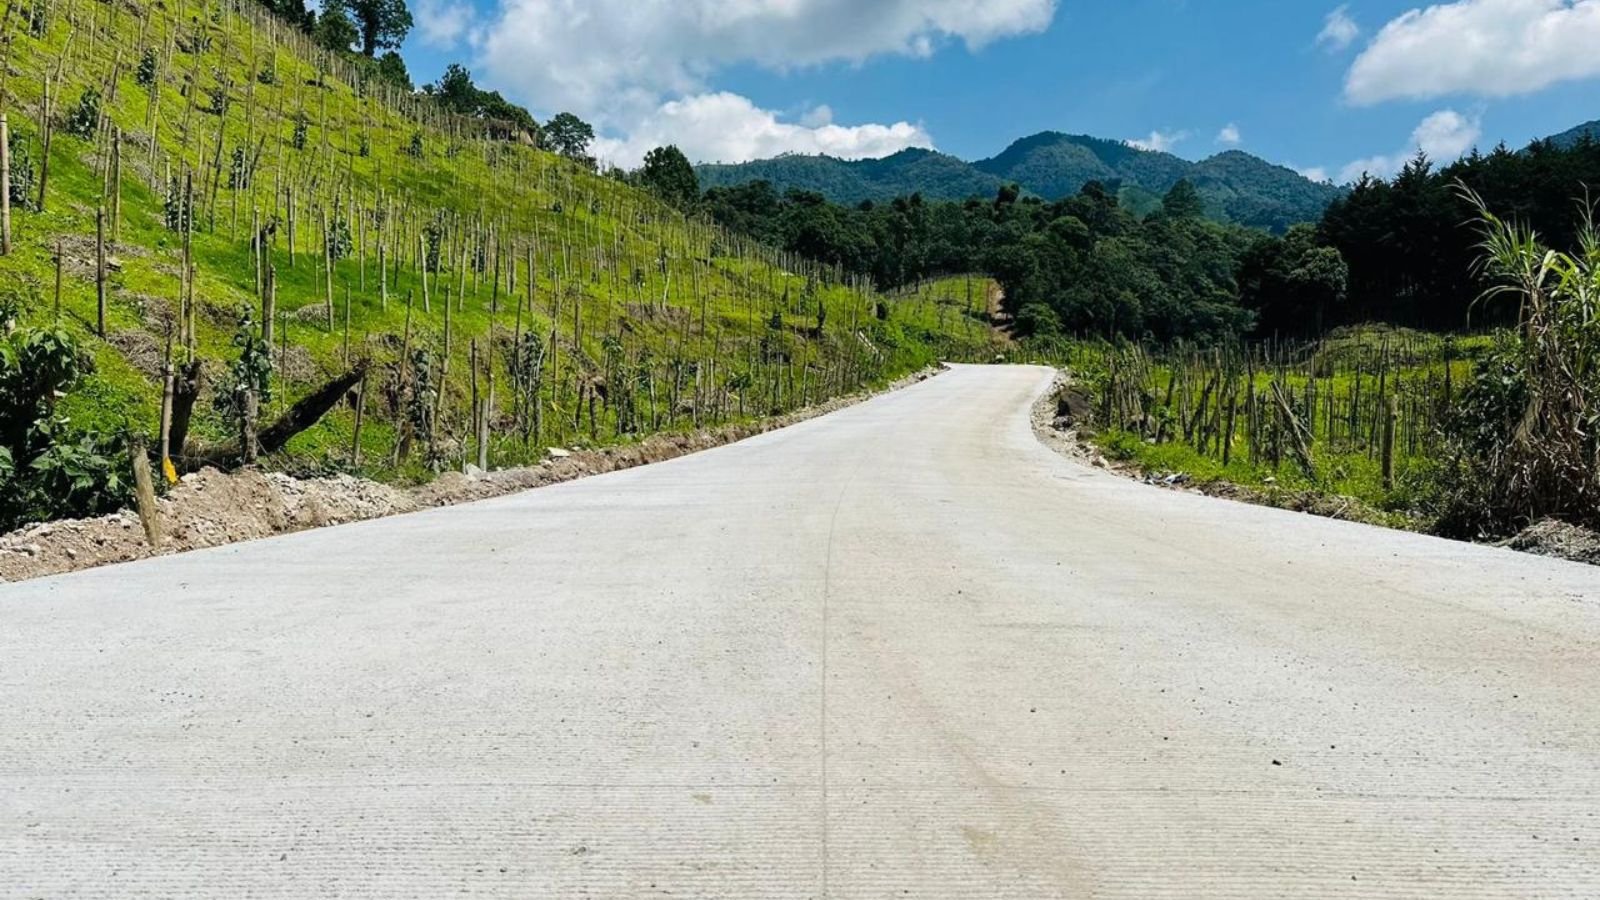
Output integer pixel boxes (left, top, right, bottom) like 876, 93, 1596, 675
4, 364, 1599, 898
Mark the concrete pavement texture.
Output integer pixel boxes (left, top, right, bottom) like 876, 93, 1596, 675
4, 364, 1599, 898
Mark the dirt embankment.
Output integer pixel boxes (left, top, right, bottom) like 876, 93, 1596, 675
0, 369, 945, 582
1029, 370, 1600, 567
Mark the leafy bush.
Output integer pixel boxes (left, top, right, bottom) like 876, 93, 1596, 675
205, 83, 230, 117
6, 131, 37, 211
64, 88, 101, 140
163, 175, 192, 232
405, 131, 424, 158
135, 48, 158, 88
0, 299, 130, 531
26, 0, 49, 37
421, 218, 443, 270
228, 147, 251, 190
213, 308, 273, 425
291, 116, 309, 150
325, 218, 352, 262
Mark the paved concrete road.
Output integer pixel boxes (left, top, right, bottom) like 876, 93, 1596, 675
5, 365, 1600, 898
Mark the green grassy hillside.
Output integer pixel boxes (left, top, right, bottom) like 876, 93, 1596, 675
0, 0, 993, 510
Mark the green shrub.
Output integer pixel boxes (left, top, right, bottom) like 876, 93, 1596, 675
6, 131, 37, 211
64, 88, 101, 139
325, 218, 352, 262
0, 298, 130, 531
135, 48, 158, 88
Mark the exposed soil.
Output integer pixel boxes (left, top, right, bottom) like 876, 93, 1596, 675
0, 367, 946, 582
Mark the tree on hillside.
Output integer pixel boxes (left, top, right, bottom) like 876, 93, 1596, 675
375, 50, 412, 90
432, 64, 476, 113
639, 146, 699, 209
477, 90, 541, 141
342, 0, 412, 56
546, 113, 596, 165
425, 65, 539, 141
1161, 179, 1205, 219
259, 0, 315, 31
313, 4, 358, 51
1237, 224, 1349, 336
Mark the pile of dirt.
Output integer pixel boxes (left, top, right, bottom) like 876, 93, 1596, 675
1499, 519, 1600, 566
0, 367, 944, 582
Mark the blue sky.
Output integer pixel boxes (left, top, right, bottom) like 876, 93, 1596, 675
396, 0, 1600, 179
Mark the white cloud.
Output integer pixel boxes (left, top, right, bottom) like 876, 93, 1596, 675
1216, 123, 1242, 146
463, 1, 1055, 166
591, 92, 934, 168
1346, 0, 1600, 105
477, 0, 1057, 128
1128, 129, 1190, 153
1317, 5, 1361, 51
1296, 166, 1332, 183
415, 0, 474, 47
800, 105, 835, 128
1413, 108, 1484, 158
1335, 109, 1483, 182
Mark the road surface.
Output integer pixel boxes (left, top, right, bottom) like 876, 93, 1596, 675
5, 364, 1600, 898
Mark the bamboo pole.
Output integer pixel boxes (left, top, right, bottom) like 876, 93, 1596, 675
0, 113, 9, 255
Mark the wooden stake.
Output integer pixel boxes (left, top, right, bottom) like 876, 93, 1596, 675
95, 206, 107, 337
351, 373, 366, 468
37, 75, 52, 212
52, 238, 62, 319
0, 113, 10, 256
130, 435, 163, 549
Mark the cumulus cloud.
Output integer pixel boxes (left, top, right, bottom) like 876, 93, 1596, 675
1336, 109, 1483, 183
1128, 129, 1190, 153
1216, 123, 1242, 146
415, 0, 474, 47
1317, 5, 1361, 51
591, 93, 933, 168
477, 0, 1057, 128
1346, 0, 1600, 105
1297, 166, 1332, 183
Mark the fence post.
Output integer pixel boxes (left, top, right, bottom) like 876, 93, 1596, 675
1382, 394, 1398, 490
0, 113, 11, 256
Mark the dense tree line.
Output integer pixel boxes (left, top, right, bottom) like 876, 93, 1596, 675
697, 177, 1262, 342
1318, 140, 1600, 330
692, 136, 1600, 342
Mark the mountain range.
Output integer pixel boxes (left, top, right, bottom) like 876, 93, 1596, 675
696, 132, 1347, 232
1548, 119, 1600, 149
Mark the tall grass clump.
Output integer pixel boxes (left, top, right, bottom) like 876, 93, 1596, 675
1430, 188, 1600, 536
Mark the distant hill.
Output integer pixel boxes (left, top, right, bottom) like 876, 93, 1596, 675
696, 148, 1006, 206
696, 132, 1345, 232
1547, 119, 1600, 149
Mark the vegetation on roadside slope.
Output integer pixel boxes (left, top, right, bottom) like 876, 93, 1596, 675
1056, 327, 1485, 524
0, 0, 995, 531
1056, 190, 1600, 541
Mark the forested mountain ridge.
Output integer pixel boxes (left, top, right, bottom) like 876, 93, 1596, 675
696, 149, 1007, 206
696, 132, 1345, 232
1548, 119, 1600, 149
